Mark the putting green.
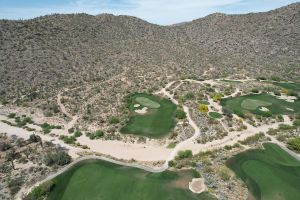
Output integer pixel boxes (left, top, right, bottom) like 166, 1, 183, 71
226, 143, 300, 200
121, 93, 177, 138
46, 160, 216, 200
221, 94, 300, 117
135, 97, 161, 109
241, 99, 272, 110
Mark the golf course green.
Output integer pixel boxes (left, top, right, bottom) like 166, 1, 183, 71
121, 93, 177, 138
226, 143, 300, 200
46, 159, 215, 200
221, 94, 300, 117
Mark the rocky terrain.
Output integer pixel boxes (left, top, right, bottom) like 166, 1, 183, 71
0, 3, 299, 103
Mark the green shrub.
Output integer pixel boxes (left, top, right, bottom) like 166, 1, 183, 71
240, 133, 265, 145
8, 113, 16, 118
185, 92, 195, 99
192, 169, 201, 178
74, 130, 82, 137
68, 128, 74, 134
217, 166, 231, 181
287, 137, 300, 153
25, 180, 55, 200
176, 150, 193, 160
43, 149, 71, 166
270, 76, 280, 81
293, 119, 300, 126
175, 109, 186, 119
168, 160, 175, 167
108, 116, 120, 124
95, 130, 104, 138
279, 124, 294, 130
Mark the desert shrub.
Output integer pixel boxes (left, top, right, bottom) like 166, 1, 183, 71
199, 104, 209, 113
168, 160, 175, 167
256, 77, 266, 81
95, 130, 104, 138
28, 134, 41, 143
43, 149, 71, 166
185, 92, 195, 99
0, 141, 11, 151
240, 133, 265, 145
217, 166, 231, 181
293, 119, 300, 126
74, 130, 82, 137
222, 107, 233, 117
211, 93, 223, 101
8, 113, 16, 118
287, 137, 300, 153
8, 176, 24, 195
192, 169, 201, 178
175, 109, 186, 119
279, 124, 294, 130
25, 180, 55, 200
270, 76, 280, 81
68, 128, 74, 134
176, 150, 193, 160
288, 90, 298, 97
108, 116, 120, 124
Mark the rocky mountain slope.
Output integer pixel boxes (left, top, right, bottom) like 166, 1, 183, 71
0, 3, 299, 100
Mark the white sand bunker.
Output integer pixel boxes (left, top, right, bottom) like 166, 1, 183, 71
286, 107, 294, 111
135, 107, 148, 114
189, 178, 207, 194
259, 107, 269, 112
134, 104, 140, 108
276, 95, 297, 102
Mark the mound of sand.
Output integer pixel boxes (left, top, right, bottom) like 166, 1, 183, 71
286, 108, 294, 111
135, 107, 148, 114
189, 178, 206, 194
259, 107, 269, 112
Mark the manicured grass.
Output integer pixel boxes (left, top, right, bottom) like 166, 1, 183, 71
226, 143, 300, 200
272, 82, 300, 92
121, 93, 177, 138
208, 112, 223, 119
221, 94, 300, 117
47, 160, 216, 200
240, 99, 271, 110
135, 97, 161, 108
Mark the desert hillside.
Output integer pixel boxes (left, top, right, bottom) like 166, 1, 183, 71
0, 3, 299, 100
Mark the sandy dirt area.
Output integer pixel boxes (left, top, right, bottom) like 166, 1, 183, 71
189, 178, 207, 193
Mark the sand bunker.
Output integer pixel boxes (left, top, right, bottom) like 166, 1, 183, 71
135, 107, 148, 114
286, 108, 294, 111
259, 107, 269, 112
276, 95, 297, 102
189, 178, 206, 194
134, 104, 140, 108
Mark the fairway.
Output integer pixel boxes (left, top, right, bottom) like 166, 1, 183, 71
121, 93, 177, 138
226, 143, 300, 200
47, 160, 216, 200
272, 82, 300, 92
221, 94, 300, 117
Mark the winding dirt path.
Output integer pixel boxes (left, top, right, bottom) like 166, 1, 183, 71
57, 93, 78, 131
